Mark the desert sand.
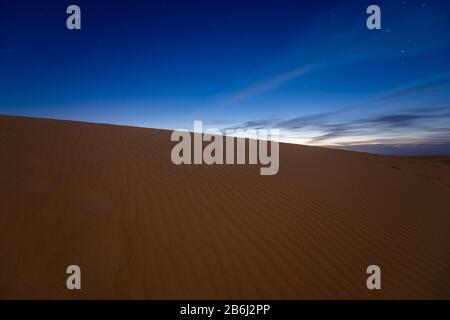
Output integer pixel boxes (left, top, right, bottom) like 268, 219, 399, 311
0, 115, 449, 299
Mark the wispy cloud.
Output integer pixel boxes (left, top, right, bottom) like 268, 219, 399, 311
221, 74, 450, 153
220, 1, 450, 107
376, 74, 450, 102
224, 63, 318, 105
274, 111, 339, 130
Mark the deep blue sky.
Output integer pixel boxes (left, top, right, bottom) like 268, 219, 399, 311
1, 0, 450, 155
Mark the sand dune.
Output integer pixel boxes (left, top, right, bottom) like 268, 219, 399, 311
0, 115, 449, 299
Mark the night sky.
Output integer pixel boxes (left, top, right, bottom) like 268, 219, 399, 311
1, 0, 450, 155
